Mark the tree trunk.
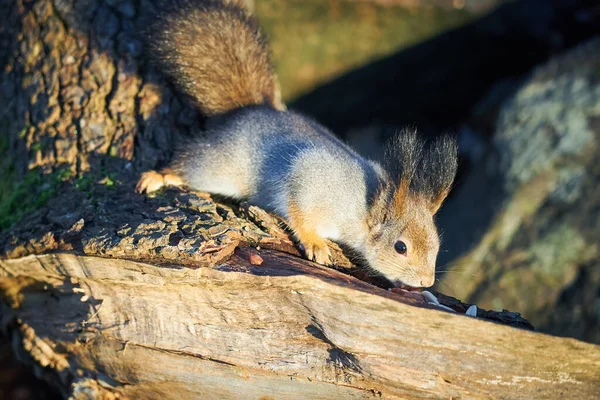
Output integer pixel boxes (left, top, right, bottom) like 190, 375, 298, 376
1, 0, 599, 399
0, 0, 202, 179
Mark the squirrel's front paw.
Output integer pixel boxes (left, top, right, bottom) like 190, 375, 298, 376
136, 170, 166, 194
303, 240, 333, 266
136, 169, 184, 194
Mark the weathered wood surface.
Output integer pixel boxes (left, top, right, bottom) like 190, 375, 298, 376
0, 182, 595, 399
1, 252, 599, 399
0, 169, 593, 399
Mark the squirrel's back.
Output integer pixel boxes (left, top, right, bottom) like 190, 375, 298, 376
146, 0, 285, 116
138, 0, 459, 288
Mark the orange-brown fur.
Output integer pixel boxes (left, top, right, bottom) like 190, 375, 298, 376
136, 168, 185, 194
287, 199, 332, 265
146, 0, 284, 116
366, 189, 441, 287
362, 131, 457, 287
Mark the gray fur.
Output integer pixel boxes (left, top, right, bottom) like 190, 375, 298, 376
171, 106, 384, 249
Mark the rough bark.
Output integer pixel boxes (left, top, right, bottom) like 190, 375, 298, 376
0, 182, 533, 327
0, 0, 200, 179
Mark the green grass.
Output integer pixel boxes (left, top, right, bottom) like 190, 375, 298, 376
0, 125, 117, 231
0, 167, 60, 231
0, 163, 120, 231
0, 119, 78, 230
256, 0, 474, 100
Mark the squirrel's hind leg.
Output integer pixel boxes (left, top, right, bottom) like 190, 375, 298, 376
135, 168, 184, 194
287, 201, 333, 266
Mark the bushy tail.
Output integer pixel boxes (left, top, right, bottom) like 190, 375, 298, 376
146, 0, 285, 116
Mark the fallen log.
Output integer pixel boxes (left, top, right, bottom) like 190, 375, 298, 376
0, 185, 599, 399
2, 251, 599, 399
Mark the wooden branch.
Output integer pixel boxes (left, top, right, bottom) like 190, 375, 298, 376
1, 252, 599, 399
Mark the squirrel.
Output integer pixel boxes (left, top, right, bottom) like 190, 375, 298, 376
136, 0, 458, 288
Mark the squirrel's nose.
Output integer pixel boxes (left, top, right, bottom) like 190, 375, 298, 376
420, 274, 435, 288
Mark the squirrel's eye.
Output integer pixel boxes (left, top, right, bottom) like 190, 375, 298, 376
394, 241, 407, 255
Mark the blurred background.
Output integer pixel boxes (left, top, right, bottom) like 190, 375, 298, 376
259, 0, 600, 346
0, 0, 598, 398
255, 0, 488, 101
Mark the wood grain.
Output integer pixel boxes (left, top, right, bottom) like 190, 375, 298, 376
1, 252, 598, 399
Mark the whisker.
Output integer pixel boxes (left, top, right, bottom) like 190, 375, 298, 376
435, 274, 469, 288
436, 263, 475, 272
435, 270, 474, 276
436, 259, 481, 270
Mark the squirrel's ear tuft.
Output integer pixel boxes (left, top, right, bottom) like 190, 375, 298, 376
383, 129, 423, 212
414, 135, 458, 214
383, 130, 458, 215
